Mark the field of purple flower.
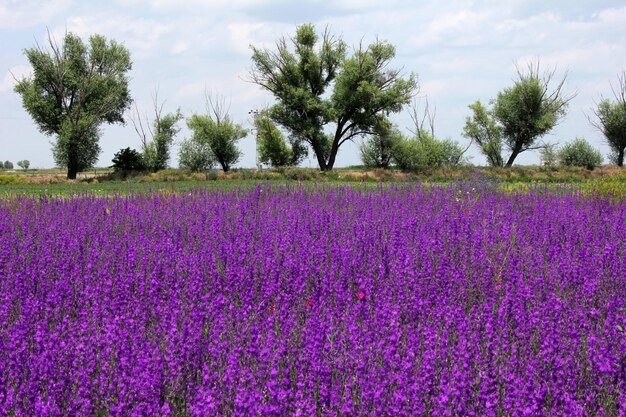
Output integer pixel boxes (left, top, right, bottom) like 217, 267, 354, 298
1, 184, 625, 416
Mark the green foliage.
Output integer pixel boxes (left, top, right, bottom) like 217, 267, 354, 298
592, 73, 626, 166
463, 101, 504, 167
142, 110, 183, 172
360, 122, 402, 169
255, 115, 307, 167
16, 160, 30, 170
392, 130, 468, 172
111, 147, 145, 172
14, 32, 132, 179
52, 123, 101, 172
558, 138, 603, 170
464, 62, 571, 167
581, 177, 626, 201
3, 161, 14, 169
186, 114, 246, 172
0, 175, 20, 185
540, 143, 559, 169
178, 138, 214, 172
250, 23, 417, 171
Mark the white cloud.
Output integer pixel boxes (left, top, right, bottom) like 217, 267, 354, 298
54, 15, 174, 54
325, 0, 404, 11
420, 79, 448, 96
0, 0, 72, 30
429, 10, 492, 33
171, 41, 190, 54
138, 0, 268, 13
596, 6, 626, 23
407, 9, 494, 49
228, 22, 267, 54
495, 11, 561, 31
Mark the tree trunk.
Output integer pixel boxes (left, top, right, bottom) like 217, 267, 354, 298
505, 146, 522, 167
618, 147, 625, 167
311, 140, 328, 171
326, 143, 340, 171
325, 132, 344, 171
67, 165, 78, 180
66, 136, 79, 179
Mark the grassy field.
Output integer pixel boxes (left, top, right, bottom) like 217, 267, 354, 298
2, 166, 626, 199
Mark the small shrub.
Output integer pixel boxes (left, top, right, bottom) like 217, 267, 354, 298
559, 138, 603, 170
540, 144, 559, 169
392, 132, 467, 172
111, 148, 145, 172
0, 174, 20, 185
178, 139, 214, 172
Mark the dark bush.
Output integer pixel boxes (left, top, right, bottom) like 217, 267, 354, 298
111, 147, 145, 172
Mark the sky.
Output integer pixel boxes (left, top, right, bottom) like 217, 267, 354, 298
1, 0, 625, 169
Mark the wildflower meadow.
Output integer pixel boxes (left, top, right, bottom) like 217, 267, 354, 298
1, 183, 625, 416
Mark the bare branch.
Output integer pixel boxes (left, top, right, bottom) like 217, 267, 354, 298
408, 96, 435, 139
610, 70, 626, 105
588, 70, 626, 135
129, 101, 149, 148
150, 87, 164, 137
205, 89, 231, 124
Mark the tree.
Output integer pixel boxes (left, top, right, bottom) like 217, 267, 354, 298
111, 147, 145, 172
131, 91, 183, 172
186, 94, 246, 172
255, 115, 290, 167
14, 32, 132, 179
558, 138, 603, 170
254, 113, 307, 167
17, 160, 30, 170
463, 61, 572, 167
178, 138, 214, 172
250, 23, 417, 171
539, 143, 558, 169
387, 96, 469, 171
463, 101, 504, 167
590, 71, 626, 166
3, 161, 13, 169
359, 121, 402, 169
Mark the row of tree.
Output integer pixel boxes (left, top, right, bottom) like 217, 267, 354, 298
463, 66, 626, 168
110, 92, 247, 174
0, 160, 30, 170
13, 25, 626, 179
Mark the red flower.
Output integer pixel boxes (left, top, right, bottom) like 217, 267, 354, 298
357, 291, 366, 300
305, 300, 314, 308
269, 305, 276, 314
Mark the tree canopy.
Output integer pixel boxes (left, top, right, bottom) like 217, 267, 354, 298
185, 94, 246, 172
359, 121, 399, 169
131, 94, 183, 173
463, 101, 504, 167
250, 23, 417, 171
591, 71, 626, 166
558, 138, 603, 170
464, 62, 572, 167
254, 114, 307, 167
14, 32, 132, 179
178, 138, 214, 172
